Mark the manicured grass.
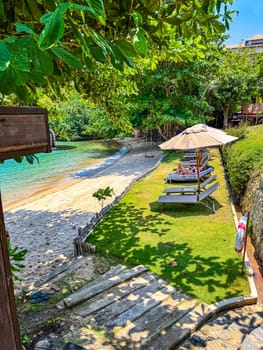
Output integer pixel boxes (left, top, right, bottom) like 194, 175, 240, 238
88, 149, 250, 304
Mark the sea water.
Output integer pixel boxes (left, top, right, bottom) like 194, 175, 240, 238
0, 140, 126, 206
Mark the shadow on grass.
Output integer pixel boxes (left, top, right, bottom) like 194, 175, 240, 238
89, 201, 246, 303
149, 197, 223, 216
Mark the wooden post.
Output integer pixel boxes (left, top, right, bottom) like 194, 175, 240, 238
0, 192, 22, 350
0, 106, 51, 349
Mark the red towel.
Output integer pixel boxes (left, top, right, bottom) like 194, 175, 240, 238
235, 216, 248, 253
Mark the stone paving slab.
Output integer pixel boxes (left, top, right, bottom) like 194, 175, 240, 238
180, 304, 263, 349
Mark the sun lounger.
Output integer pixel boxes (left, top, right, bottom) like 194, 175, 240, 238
182, 149, 209, 160
180, 154, 209, 167
166, 166, 213, 183
157, 182, 219, 212
164, 174, 216, 195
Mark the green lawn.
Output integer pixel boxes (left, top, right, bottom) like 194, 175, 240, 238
88, 149, 250, 304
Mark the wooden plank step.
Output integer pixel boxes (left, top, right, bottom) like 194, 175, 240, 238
147, 302, 211, 350
115, 295, 197, 348
106, 284, 176, 329
92, 279, 168, 327
75, 271, 158, 317
63, 265, 148, 308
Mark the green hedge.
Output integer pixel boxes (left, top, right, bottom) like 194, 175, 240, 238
222, 124, 263, 201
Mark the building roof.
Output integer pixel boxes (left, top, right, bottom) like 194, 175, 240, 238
225, 43, 244, 49
246, 34, 263, 41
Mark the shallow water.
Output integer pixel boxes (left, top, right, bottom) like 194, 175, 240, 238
0, 140, 125, 206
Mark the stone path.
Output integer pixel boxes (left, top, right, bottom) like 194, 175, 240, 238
33, 263, 263, 350
179, 304, 263, 350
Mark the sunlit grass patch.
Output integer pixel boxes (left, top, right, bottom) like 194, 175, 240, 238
88, 149, 250, 304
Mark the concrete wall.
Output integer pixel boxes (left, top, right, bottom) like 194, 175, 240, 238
241, 171, 263, 266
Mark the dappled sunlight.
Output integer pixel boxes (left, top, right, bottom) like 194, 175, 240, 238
5, 207, 91, 293
89, 194, 249, 303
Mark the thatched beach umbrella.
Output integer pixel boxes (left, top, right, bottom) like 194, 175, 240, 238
159, 124, 238, 191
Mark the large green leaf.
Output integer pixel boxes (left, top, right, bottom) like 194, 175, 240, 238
140, 0, 160, 13
51, 47, 83, 69
67, 2, 96, 17
0, 69, 13, 93
15, 85, 29, 103
117, 48, 134, 69
11, 48, 30, 72
38, 8, 65, 50
68, 16, 90, 53
36, 49, 54, 75
109, 45, 124, 71
16, 22, 36, 36
89, 45, 106, 63
86, 0, 106, 25
0, 42, 10, 71
117, 40, 137, 57
132, 12, 142, 26
133, 28, 148, 57
84, 56, 94, 71
90, 30, 111, 54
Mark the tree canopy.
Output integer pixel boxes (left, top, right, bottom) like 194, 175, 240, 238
0, 0, 234, 101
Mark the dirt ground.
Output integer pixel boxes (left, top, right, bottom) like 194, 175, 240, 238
18, 254, 120, 349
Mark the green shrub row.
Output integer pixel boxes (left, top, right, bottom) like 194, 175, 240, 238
222, 124, 263, 201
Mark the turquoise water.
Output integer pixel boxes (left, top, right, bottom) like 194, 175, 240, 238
0, 140, 125, 206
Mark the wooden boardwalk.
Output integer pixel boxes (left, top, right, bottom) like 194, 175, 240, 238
59, 264, 205, 349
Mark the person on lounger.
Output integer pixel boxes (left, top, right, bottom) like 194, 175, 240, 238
176, 163, 204, 175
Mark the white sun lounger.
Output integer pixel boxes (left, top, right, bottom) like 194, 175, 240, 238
157, 182, 219, 212
166, 166, 213, 183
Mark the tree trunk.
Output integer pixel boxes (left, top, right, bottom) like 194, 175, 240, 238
223, 106, 229, 129
156, 125, 167, 141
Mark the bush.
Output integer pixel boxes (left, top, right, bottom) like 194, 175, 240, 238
222, 125, 263, 200
225, 122, 249, 139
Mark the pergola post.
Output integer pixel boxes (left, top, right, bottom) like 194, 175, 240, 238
0, 193, 22, 350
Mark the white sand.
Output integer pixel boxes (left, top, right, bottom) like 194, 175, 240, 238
4, 138, 163, 293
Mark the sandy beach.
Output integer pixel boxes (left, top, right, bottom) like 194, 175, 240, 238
4, 138, 163, 293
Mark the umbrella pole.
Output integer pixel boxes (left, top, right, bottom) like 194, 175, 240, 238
196, 149, 201, 195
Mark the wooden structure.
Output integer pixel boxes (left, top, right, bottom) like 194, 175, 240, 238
0, 106, 51, 161
0, 106, 51, 349
231, 104, 263, 126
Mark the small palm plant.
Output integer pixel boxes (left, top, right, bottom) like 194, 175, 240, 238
92, 186, 114, 213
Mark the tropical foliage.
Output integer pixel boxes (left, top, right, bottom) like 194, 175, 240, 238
204, 49, 262, 128
8, 243, 28, 280
92, 186, 115, 210
0, 0, 234, 101
222, 124, 263, 199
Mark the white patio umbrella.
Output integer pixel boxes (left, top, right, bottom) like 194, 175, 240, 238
159, 124, 238, 191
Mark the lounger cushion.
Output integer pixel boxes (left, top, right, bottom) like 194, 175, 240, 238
166, 167, 213, 183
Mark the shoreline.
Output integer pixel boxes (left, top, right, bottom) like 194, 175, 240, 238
2, 143, 129, 211
5, 138, 163, 293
